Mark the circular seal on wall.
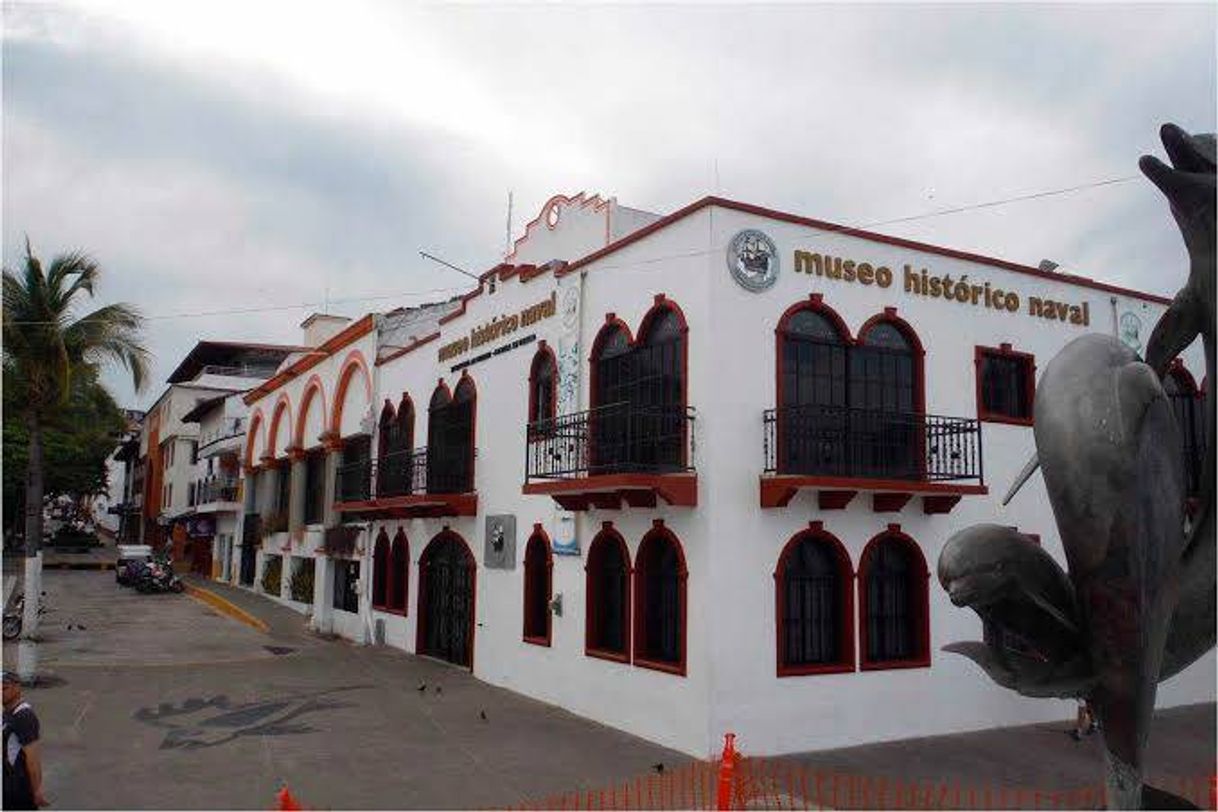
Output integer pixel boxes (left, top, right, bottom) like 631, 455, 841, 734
1119, 311, 1143, 353
727, 229, 779, 292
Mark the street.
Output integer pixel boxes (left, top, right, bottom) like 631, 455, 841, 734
6, 570, 689, 810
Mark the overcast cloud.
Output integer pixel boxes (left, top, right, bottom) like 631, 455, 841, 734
3, 1, 1215, 409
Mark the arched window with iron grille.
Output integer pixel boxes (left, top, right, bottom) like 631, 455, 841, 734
522, 530, 552, 646
859, 529, 930, 669
528, 345, 558, 427
585, 526, 631, 661
388, 530, 409, 613
853, 318, 921, 480
775, 526, 854, 676
776, 301, 851, 475
372, 530, 390, 609
633, 524, 687, 674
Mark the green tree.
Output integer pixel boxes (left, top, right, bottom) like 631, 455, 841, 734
3, 240, 148, 642
3, 365, 128, 540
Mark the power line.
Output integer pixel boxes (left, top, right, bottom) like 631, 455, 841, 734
5, 172, 1145, 325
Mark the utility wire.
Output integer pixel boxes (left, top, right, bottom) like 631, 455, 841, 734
5, 173, 1143, 325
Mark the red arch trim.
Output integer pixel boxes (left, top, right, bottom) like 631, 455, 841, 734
267, 395, 294, 458
294, 375, 329, 450
389, 528, 409, 615
773, 522, 856, 677
632, 520, 688, 676
585, 524, 632, 664
637, 294, 690, 341
856, 307, 926, 356
330, 349, 372, 437
245, 409, 266, 469
775, 294, 853, 343
523, 526, 554, 647
857, 524, 931, 671
372, 530, 391, 610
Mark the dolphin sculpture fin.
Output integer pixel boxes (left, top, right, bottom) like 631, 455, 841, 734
1003, 453, 1041, 506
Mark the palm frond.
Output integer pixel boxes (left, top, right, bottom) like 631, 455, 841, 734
63, 302, 151, 393
46, 250, 99, 310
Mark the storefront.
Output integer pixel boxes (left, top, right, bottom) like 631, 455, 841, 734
240, 192, 1213, 757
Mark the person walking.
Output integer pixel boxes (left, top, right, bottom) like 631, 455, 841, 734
3, 671, 47, 808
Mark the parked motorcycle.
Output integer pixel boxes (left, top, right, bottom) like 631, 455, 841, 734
2, 593, 47, 641
134, 559, 184, 594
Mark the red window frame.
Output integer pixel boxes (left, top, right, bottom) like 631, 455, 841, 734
632, 520, 688, 676
858, 525, 931, 671
584, 522, 632, 663
774, 522, 855, 677
387, 529, 409, 614
975, 343, 1036, 426
522, 526, 553, 647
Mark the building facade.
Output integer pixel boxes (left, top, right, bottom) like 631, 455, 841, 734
234, 193, 1213, 757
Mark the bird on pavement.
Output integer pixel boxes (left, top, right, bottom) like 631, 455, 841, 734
479, 710, 487, 721
417, 683, 426, 693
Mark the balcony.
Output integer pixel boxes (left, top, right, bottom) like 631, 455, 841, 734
760, 404, 986, 513
523, 402, 697, 510
198, 417, 246, 456
194, 477, 242, 510
335, 447, 477, 518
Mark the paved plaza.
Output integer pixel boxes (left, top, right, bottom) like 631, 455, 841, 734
4, 570, 1214, 810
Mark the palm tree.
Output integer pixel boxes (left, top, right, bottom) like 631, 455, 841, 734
3, 240, 148, 654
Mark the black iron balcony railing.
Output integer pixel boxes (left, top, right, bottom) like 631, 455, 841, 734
525, 402, 696, 481
335, 446, 474, 503
197, 477, 241, 505
374, 448, 427, 498
763, 404, 983, 483
336, 458, 372, 503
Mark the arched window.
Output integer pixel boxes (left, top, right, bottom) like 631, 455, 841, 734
777, 301, 851, 475
377, 401, 397, 460
1165, 364, 1204, 499
585, 526, 631, 661
378, 396, 415, 497
775, 527, 854, 676
636, 305, 687, 471
633, 524, 687, 674
389, 530, 409, 612
372, 530, 390, 609
528, 345, 558, 427
522, 530, 553, 646
853, 316, 922, 480
427, 381, 474, 494
859, 530, 930, 669
590, 322, 633, 474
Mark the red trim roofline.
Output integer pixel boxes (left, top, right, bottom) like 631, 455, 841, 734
558, 196, 1172, 306
244, 315, 376, 406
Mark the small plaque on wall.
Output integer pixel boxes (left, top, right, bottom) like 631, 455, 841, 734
552, 511, 579, 556
484, 514, 517, 569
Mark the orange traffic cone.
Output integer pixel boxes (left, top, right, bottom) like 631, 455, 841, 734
276, 784, 302, 811
716, 733, 739, 811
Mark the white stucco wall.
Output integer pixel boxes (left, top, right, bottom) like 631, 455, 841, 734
237, 198, 1214, 759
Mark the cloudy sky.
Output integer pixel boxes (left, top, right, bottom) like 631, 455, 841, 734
4, 1, 1215, 409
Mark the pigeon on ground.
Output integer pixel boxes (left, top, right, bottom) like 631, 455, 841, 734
479, 710, 487, 721
417, 683, 426, 693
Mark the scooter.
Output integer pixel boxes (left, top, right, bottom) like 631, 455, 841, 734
135, 560, 184, 594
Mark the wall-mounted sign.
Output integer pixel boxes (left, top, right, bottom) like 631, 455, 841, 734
438, 292, 557, 362
1119, 311, 1143, 353
728, 230, 780, 292
794, 249, 1091, 327
484, 514, 516, 569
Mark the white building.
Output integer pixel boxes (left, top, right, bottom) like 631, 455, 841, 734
236, 192, 1213, 758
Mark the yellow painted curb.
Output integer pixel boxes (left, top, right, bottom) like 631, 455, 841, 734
184, 583, 270, 634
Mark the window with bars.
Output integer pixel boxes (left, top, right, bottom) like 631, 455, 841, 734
777, 531, 852, 674
633, 527, 685, 672
427, 379, 475, 493
861, 533, 929, 668
523, 533, 552, 645
304, 449, 327, 524
275, 465, 291, 513
529, 347, 558, 426
590, 306, 686, 473
776, 307, 921, 479
976, 345, 1035, 424
586, 529, 630, 659
372, 531, 390, 609
389, 532, 409, 612
333, 559, 360, 613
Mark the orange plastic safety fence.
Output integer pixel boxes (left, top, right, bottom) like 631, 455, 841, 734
510, 761, 1214, 810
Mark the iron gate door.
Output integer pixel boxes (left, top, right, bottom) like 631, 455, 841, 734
419, 535, 473, 667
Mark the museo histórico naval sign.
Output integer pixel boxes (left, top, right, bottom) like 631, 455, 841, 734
438, 291, 557, 362
793, 249, 1092, 326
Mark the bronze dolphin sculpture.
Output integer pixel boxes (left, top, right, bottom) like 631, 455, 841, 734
940, 124, 1214, 810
